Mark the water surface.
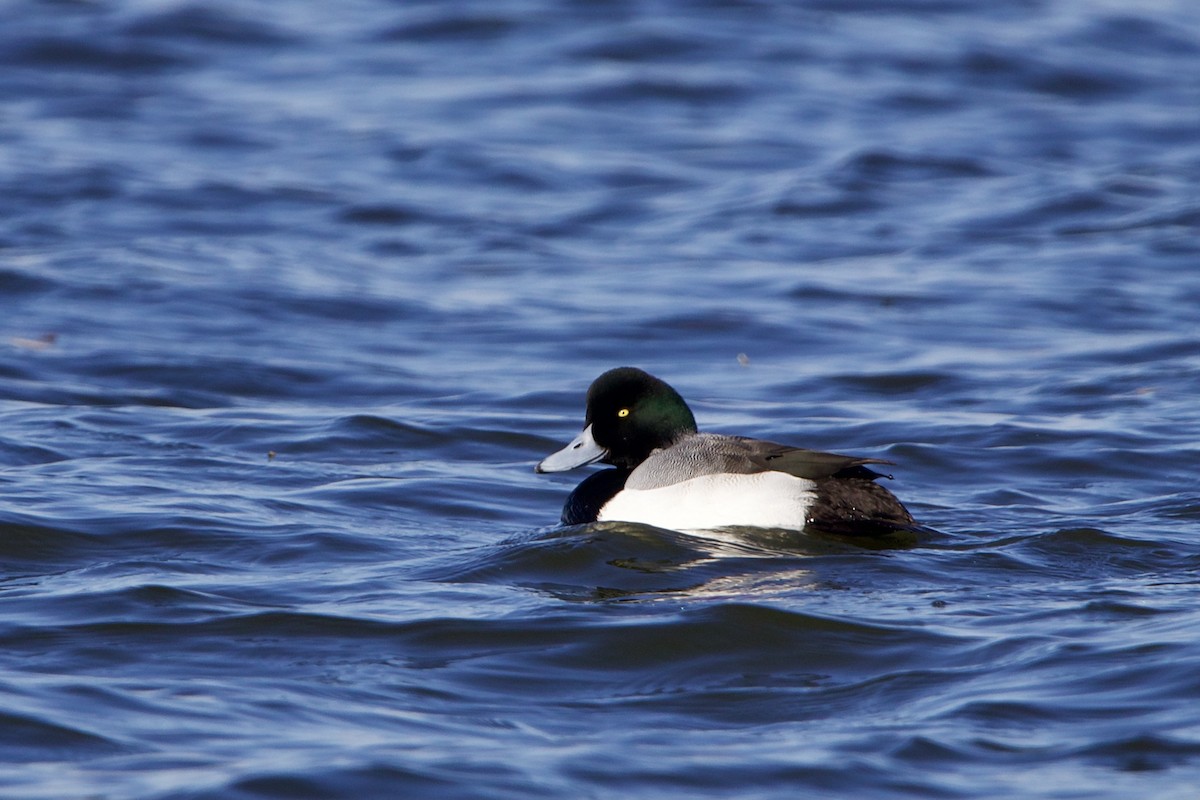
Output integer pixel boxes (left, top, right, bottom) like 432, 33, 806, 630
2, 1, 1199, 798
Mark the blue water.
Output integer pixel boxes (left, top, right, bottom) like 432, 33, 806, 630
2, 1, 1200, 797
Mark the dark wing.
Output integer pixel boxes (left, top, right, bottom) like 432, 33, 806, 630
626, 433, 895, 491
742, 437, 919, 536
735, 437, 895, 480
805, 474, 917, 536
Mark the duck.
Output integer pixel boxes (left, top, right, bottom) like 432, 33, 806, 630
536, 367, 918, 537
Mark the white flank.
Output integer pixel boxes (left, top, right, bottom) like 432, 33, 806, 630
597, 471, 816, 533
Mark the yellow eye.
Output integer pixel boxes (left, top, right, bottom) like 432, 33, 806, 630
617, 408, 630, 418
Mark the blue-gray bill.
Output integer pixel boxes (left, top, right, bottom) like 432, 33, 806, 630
536, 424, 606, 473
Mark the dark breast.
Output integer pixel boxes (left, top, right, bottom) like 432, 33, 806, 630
561, 468, 630, 525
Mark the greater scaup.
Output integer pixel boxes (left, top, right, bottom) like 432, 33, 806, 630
536, 367, 918, 537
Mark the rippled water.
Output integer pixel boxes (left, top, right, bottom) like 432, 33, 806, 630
2, 0, 1200, 798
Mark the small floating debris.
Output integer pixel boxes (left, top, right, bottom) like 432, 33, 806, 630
9, 333, 58, 351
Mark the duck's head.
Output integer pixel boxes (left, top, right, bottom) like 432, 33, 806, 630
536, 367, 698, 472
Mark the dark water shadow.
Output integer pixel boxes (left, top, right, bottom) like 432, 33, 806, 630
415, 521, 937, 602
